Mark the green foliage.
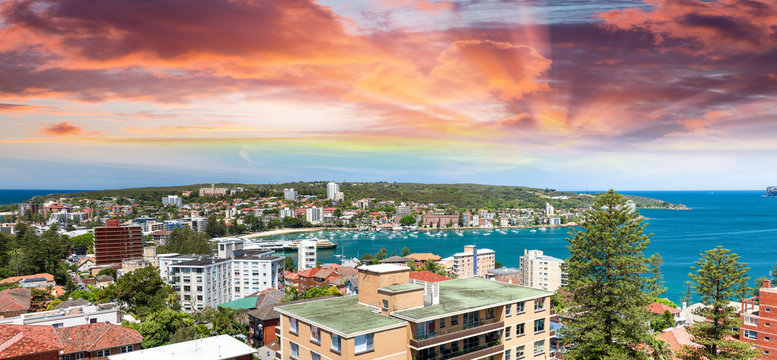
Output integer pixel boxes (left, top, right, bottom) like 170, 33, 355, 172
169, 326, 198, 344
374, 248, 388, 261
680, 280, 693, 306
559, 190, 658, 360
68, 233, 94, 254
281, 217, 308, 228
104, 266, 175, 316
650, 297, 678, 309
401, 246, 410, 257
22, 224, 70, 277
30, 287, 54, 312
205, 215, 227, 238
69, 289, 95, 302
495, 261, 503, 269
772, 263, 777, 283
97, 268, 117, 279
400, 215, 416, 226
303, 285, 341, 299
160, 227, 213, 255
645, 253, 667, 297
282, 287, 302, 302
753, 276, 767, 298
126, 308, 188, 348
679, 247, 758, 360
651, 310, 676, 332
46, 298, 63, 310
283, 256, 296, 272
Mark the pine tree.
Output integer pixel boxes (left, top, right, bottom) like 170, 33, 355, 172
645, 253, 667, 298
680, 280, 693, 307
559, 190, 657, 360
679, 246, 758, 360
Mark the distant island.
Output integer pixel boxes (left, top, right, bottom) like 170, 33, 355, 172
33, 182, 687, 210
766, 186, 777, 197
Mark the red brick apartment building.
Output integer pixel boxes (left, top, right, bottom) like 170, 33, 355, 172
742, 279, 777, 359
94, 219, 143, 265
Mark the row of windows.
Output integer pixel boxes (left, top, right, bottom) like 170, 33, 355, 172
505, 298, 545, 316
289, 318, 371, 354
503, 340, 545, 360
504, 319, 545, 339
61, 346, 132, 360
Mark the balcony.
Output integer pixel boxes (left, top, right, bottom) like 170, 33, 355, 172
410, 318, 503, 348
415, 340, 504, 360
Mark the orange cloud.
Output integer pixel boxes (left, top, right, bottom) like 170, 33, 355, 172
39, 122, 102, 136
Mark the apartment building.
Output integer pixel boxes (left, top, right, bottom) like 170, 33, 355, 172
162, 195, 183, 207
94, 219, 144, 265
519, 250, 567, 291
275, 264, 553, 360
162, 239, 284, 312
448, 245, 496, 278
0, 302, 120, 327
298, 240, 317, 271
306, 208, 324, 224
285, 189, 299, 201
741, 279, 777, 359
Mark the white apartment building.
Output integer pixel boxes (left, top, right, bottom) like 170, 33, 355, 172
279, 208, 294, 220
396, 204, 411, 217
162, 238, 284, 312
162, 195, 183, 208
519, 249, 567, 291
545, 202, 555, 216
305, 207, 323, 224
283, 188, 298, 201
297, 240, 317, 271
0, 303, 121, 327
326, 182, 340, 200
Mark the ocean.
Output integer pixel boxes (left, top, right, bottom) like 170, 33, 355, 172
0, 189, 89, 205
265, 190, 777, 303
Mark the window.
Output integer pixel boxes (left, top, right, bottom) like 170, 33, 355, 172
310, 351, 321, 360
382, 299, 388, 311
289, 318, 298, 335
486, 308, 495, 319
535, 298, 545, 311
52, 323, 63, 329
355, 334, 374, 354
90, 318, 97, 324
765, 350, 770, 356
331, 334, 341, 353
745, 317, 758, 326
516, 323, 525, 336
516, 345, 524, 358
290, 342, 299, 359
534, 340, 545, 355
505, 348, 512, 360
506, 304, 512, 316
516, 301, 525, 313
96, 349, 111, 358
311, 325, 320, 344
766, 336, 771, 341
450, 315, 459, 325
439, 318, 445, 328
505, 326, 511, 339
744, 329, 757, 340
767, 307, 772, 313
120, 345, 133, 353
534, 319, 545, 333
74, 353, 84, 360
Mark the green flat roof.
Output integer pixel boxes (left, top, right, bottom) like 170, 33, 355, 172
219, 296, 258, 310
276, 296, 406, 337
393, 278, 551, 321
379, 283, 424, 293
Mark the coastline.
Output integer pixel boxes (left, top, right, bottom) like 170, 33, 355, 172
238, 223, 579, 239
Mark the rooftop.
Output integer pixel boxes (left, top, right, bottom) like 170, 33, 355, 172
357, 264, 409, 274
55, 323, 142, 354
393, 277, 551, 321
487, 267, 520, 275
219, 296, 259, 310
409, 271, 451, 283
379, 283, 424, 293
0, 324, 62, 358
108, 335, 256, 360
275, 296, 405, 337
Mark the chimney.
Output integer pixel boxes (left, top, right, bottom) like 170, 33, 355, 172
764, 279, 771, 289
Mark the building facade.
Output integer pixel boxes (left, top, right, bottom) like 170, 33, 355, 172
284, 189, 298, 201
450, 245, 495, 278
162, 195, 183, 207
94, 219, 144, 265
519, 250, 567, 291
326, 182, 340, 200
305, 208, 323, 224
163, 239, 284, 312
741, 279, 777, 359
298, 240, 317, 271
275, 264, 554, 360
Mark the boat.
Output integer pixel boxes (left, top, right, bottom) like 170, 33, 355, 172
282, 239, 337, 251
539, 227, 547, 231
530, 229, 537, 233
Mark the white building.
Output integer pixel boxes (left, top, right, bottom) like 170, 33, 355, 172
283, 188, 298, 201
305, 207, 323, 224
279, 208, 294, 220
326, 182, 340, 200
0, 303, 121, 327
549, 217, 561, 225
396, 204, 411, 217
162, 195, 183, 208
109, 335, 257, 360
297, 240, 317, 271
519, 249, 567, 291
162, 238, 284, 312
545, 202, 555, 216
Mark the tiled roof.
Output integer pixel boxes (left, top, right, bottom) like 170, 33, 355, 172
656, 327, 697, 360
252, 288, 285, 309
405, 253, 441, 262
0, 288, 31, 313
647, 302, 681, 315
298, 268, 320, 278
55, 323, 142, 354
0, 273, 54, 284
55, 298, 90, 309
0, 324, 63, 358
409, 271, 451, 283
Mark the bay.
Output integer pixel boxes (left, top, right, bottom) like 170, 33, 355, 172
266, 190, 777, 303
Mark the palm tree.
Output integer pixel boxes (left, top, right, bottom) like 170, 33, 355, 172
645, 337, 674, 360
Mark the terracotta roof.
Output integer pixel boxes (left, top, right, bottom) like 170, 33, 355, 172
149, 230, 171, 236
0, 324, 63, 358
251, 288, 285, 309
0, 288, 31, 313
298, 268, 320, 278
313, 269, 338, 280
0, 273, 54, 284
55, 323, 142, 354
380, 256, 408, 264
284, 272, 299, 280
405, 253, 442, 262
409, 271, 451, 283
648, 302, 681, 315
656, 326, 697, 360
78, 257, 96, 265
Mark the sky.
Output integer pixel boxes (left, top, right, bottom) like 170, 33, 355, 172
1, 0, 776, 190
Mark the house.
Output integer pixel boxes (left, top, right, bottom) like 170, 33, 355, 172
487, 267, 521, 284
0, 302, 121, 327
655, 326, 699, 360
77, 257, 97, 272
95, 275, 114, 289
148, 230, 171, 245
404, 253, 441, 266
55, 323, 142, 360
409, 271, 451, 283
0, 273, 55, 288
379, 256, 408, 265
0, 324, 63, 360
0, 288, 31, 318
275, 264, 554, 360
108, 335, 256, 360
647, 302, 682, 322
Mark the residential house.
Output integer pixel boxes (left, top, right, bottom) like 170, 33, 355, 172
404, 253, 441, 267
0, 273, 56, 288
487, 267, 521, 285
647, 302, 682, 322
55, 323, 142, 360
0, 303, 121, 327
0, 288, 31, 318
379, 256, 408, 266
0, 324, 63, 360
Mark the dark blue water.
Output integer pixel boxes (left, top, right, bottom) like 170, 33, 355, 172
266, 191, 776, 302
0, 189, 89, 205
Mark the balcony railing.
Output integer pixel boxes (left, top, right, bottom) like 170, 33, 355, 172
415, 340, 504, 360
416, 316, 500, 341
